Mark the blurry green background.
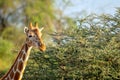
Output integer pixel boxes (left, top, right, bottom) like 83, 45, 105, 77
0, 0, 120, 80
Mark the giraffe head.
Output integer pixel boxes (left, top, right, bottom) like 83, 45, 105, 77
24, 22, 46, 51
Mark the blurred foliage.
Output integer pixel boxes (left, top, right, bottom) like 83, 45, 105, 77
0, 0, 55, 35
0, 38, 16, 71
1, 27, 25, 46
24, 0, 55, 30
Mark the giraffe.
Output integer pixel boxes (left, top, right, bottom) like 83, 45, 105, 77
0, 22, 46, 80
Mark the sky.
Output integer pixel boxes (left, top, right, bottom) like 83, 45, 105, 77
55, 0, 120, 17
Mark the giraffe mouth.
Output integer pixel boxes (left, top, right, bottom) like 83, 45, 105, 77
38, 43, 46, 51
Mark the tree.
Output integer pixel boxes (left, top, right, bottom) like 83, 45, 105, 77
0, 0, 55, 32
22, 9, 120, 80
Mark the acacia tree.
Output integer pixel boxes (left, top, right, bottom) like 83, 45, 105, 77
23, 9, 120, 80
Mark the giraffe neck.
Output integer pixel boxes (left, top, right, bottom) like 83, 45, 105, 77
1, 43, 32, 80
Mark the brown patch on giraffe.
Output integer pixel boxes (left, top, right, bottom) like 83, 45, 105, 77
14, 72, 20, 80
18, 61, 23, 71
14, 63, 18, 71
8, 77, 10, 80
18, 52, 23, 59
23, 53, 26, 61
19, 46, 25, 59
18, 44, 28, 60
10, 71, 14, 79
25, 44, 28, 52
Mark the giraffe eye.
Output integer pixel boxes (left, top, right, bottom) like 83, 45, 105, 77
28, 35, 32, 37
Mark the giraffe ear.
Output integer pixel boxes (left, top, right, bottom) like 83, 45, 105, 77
39, 27, 44, 32
24, 27, 29, 33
